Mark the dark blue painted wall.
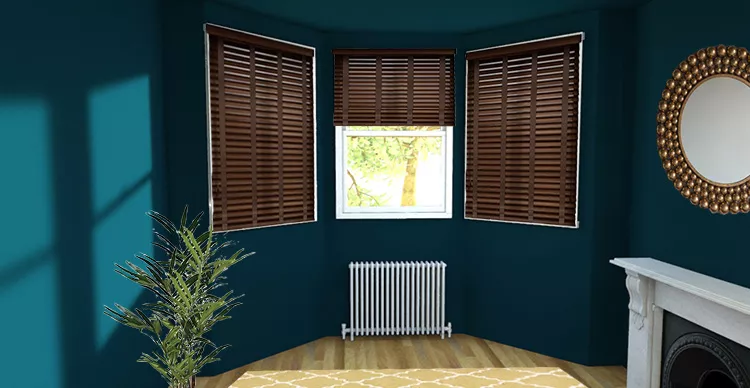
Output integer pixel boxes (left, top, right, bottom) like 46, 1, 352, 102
462, 10, 633, 365
629, 0, 750, 286
162, 6, 471, 375
321, 31, 468, 335
9, 0, 722, 383
161, 0, 331, 376
0, 0, 165, 387
588, 9, 635, 365
218, 0, 645, 32
182, 7, 633, 370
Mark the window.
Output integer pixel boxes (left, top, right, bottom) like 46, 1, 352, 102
205, 24, 316, 232
337, 125, 452, 218
333, 49, 455, 219
464, 33, 583, 228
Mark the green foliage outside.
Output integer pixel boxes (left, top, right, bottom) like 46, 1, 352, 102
346, 126, 442, 207
105, 208, 252, 388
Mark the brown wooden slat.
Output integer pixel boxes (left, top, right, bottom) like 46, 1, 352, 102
301, 57, 310, 221
471, 60, 479, 218
217, 38, 229, 231
333, 48, 455, 56
276, 55, 285, 223
559, 47, 570, 224
250, 46, 259, 226
375, 56, 382, 123
527, 52, 538, 222
499, 56, 508, 219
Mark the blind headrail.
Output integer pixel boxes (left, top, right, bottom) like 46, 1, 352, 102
466, 34, 582, 60
333, 48, 455, 56
205, 24, 314, 57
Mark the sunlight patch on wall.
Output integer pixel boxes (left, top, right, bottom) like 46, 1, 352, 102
88, 75, 154, 349
0, 99, 53, 270
0, 99, 61, 387
89, 75, 153, 212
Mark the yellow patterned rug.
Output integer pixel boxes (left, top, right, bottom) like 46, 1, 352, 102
229, 368, 585, 388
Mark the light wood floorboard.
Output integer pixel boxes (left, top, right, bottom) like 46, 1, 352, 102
195, 334, 626, 388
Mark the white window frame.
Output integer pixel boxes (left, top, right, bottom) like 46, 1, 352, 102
203, 23, 318, 232
335, 126, 453, 220
463, 31, 584, 229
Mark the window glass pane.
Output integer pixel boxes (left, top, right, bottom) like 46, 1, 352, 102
345, 125, 443, 132
345, 136, 444, 208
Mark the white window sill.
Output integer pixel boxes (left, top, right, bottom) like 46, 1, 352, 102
337, 212, 452, 220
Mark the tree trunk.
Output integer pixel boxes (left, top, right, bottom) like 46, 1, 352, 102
171, 376, 195, 388
401, 140, 419, 206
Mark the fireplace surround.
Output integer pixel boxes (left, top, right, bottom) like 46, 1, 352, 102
611, 258, 750, 388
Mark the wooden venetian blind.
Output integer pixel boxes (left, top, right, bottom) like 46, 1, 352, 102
465, 34, 582, 227
333, 49, 455, 126
207, 24, 315, 231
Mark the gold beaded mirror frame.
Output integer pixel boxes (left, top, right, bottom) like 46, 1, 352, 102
656, 44, 750, 214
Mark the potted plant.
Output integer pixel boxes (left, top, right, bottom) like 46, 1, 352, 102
105, 207, 252, 388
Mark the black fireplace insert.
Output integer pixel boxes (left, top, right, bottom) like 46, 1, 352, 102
661, 311, 750, 388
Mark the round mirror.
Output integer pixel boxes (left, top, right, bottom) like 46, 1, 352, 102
681, 76, 750, 184
656, 45, 750, 214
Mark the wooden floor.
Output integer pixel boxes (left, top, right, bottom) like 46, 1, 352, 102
196, 334, 626, 388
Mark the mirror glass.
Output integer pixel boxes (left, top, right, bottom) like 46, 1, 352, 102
681, 76, 750, 184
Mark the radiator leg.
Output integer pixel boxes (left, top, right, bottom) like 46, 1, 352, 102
341, 323, 347, 340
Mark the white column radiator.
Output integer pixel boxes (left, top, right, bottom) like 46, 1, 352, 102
341, 261, 452, 341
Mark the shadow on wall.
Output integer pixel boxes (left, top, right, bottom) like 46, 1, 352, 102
0, 0, 166, 387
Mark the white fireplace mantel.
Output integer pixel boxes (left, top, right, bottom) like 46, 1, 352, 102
611, 257, 750, 388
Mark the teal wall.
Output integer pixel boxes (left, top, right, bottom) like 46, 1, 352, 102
219, 0, 644, 32
462, 9, 633, 365
629, 0, 750, 287
0, 0, 165, 387
588, 10, 635, 365
321, 31, 469, 337
16, 0, 748, 384
161, 0, 331, 376
163, 6, 472, 376
165, 0, 667, 371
